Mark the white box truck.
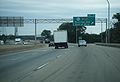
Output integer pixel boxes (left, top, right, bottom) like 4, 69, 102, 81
54, 30, 68, 49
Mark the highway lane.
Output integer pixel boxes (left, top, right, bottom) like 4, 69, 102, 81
0, 46, 66, 82
0, 44, 120, 82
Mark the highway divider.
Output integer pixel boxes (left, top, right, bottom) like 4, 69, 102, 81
95, 43, 120, 48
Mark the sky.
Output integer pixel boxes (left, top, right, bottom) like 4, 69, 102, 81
0, 0, 120, 35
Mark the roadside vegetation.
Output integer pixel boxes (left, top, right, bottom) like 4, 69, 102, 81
100, 13, 120, 43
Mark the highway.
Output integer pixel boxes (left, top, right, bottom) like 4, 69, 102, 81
0, 44, 120, 82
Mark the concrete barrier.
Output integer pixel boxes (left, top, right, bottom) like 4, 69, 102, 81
95, 43, 120, 48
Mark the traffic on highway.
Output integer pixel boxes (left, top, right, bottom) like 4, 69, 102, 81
0, 44, 120, 82
0, 0, 120, 82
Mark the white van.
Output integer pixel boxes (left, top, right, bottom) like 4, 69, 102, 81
78, 40, 87, 47
15, 38, 23, 44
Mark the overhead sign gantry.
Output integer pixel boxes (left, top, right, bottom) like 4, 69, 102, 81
0, 16, 24, 27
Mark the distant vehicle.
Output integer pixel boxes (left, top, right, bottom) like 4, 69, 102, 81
45, 39, 50, 43
54, 30, 68, 49
78, 40, 87, 47
0, 40, 4, 45
49, 42, 54, 47
15, 38, 23, 45
23, 41, 28, 45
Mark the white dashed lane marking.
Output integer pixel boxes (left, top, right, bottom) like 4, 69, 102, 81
57, 55, 62, 58
34, 63, 49, 71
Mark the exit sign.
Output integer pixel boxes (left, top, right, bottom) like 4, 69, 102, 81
73, 14, 95, 26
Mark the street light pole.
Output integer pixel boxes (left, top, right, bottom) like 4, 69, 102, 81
106, 0, 110, 43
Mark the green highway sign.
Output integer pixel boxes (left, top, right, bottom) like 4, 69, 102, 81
73, 14, 95, 26
87, 14, 95, 17
87, 14, 95, 25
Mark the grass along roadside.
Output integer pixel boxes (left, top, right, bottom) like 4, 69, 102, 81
0, 44, 46, 55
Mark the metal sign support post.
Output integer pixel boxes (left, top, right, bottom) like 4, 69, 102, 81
76, 26, 77, 43
101, 20, 103, 42
14, 27, 18, 38
35, 19, 37, 44
106, 18, 108, 43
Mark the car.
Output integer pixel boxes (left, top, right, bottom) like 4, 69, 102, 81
15, 38, 23, 45
49, 42, 55, 47
78, 40, 87, 47
45, 39, 50, 43
0, 40, 4, 45
23, 41, 29, 45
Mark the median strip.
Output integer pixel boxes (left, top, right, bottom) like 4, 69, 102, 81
0, 44, 45, 55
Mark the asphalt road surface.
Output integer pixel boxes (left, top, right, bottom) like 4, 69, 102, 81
0, 44, 120, 82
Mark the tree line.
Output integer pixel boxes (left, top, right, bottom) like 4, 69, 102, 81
100, 13, 120, 43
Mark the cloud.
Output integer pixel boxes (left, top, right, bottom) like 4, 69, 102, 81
0, 0, 120, 35
0, 0, 120, 18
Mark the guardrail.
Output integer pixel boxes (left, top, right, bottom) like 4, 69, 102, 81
95, 43, 120, 48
